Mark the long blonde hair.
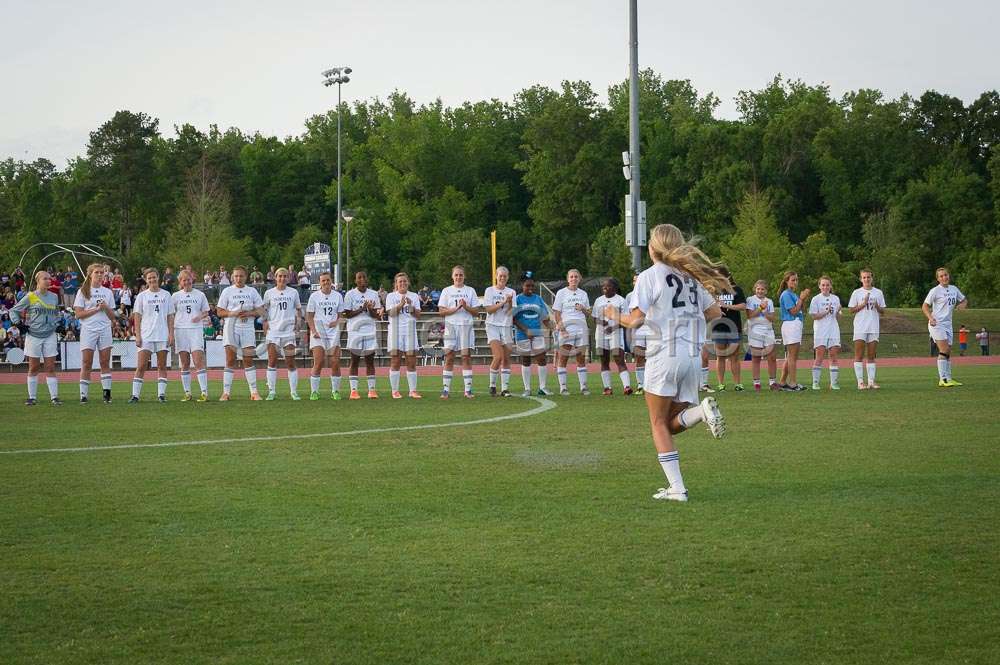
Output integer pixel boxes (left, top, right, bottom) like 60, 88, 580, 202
648, 224, 729, 295
80, 263, 103, 300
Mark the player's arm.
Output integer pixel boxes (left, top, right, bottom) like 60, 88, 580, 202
957, 295, 969, 310
306, 309, 319, 337
133, 309, 143, 345
167, 312, 175, 345
921, 300, 935, 325
483, 294, 504, 315
462, 295, 480, 315
9, 294, 29, 326
763, 302, 777, 322
410, 296, 422, 319
787, 290, 808, 315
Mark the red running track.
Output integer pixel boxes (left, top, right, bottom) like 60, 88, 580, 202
0, 356, 996, 384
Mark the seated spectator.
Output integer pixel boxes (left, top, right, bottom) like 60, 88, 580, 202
297, 266, 310, 287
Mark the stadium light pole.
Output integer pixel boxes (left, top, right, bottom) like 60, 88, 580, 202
322, 66, 352, 286
626, 0, 643, 274
342, 209, 355, 285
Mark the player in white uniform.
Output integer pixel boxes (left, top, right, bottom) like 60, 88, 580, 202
552, 269, 591, 395
171, 270, 211, 401
483, 266, 517, 397
306, 271, 345, 400
591, 277, 632, 396
848, 269, 886, 390
73, 263, 119, 403
608, 223, 727, 502
623, 272, 647, 394
746, 280, 779, 392
262, 268, 303, 400
438, 265, 480, 398
216, 266, 265, 400
342, 271, 384, 399
808, 276, 843, 390
922, 267, 968, 387
385, 272, 423, 399
130, 269, 175, 403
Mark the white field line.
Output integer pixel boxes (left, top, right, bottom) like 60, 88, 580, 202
1, 397, 557, 455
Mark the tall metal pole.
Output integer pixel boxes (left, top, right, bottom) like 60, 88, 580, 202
628, 0, 642, 273
336, 82, 343, 287
346, 220, 351, 287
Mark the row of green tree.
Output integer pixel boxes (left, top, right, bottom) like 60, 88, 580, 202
2, 73, 999, 304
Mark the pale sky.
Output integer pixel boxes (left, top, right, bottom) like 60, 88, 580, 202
2, 0, 997, 166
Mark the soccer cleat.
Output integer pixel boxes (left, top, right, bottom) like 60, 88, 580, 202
734, 383, 745, 392
769, 383, 781, 391
634, 386, 644, 395
157, 395, 167, 403
500, 389, 512, 397
538, 387, 554, 396
25, 398, 37, 406
367, 389, 379, 399
522, 390, 532, 398
938, 379, 950, 388
265, 391, 277, 401
392, 390, 403, 399
716, 384, 727, 392
464, 391, 475, 399
409, 391, 422, 399
812, 382, 821, 390
489, 386, 497, 397
830, 383, 840, 391
290, 392, 301, 401
700, 384, 716, 393
80, 396, 88, 404
331, 391, 342, 401
219, 392, 231, 401
793, 384, 808, 392
580, 387, 591, 396
560, 388, 571, 396
349, 390, 361, 400
51, 397, 63, 406
858, 381, 867, 391
128, 396, 140, 404
250, 392, 262, 401
754, 383, 762, 393
310, 391, 320, 401
182, 392, 192, 402
945, 378, 962, 387
868, 382, 880, 390
623, 386, 634, 396
602, 387, 613, 396
103, 389, 112, 403
198, 393, 209, 402
440, 389, 450, 400
700, 396, 726, 439
653, 487, 689, 502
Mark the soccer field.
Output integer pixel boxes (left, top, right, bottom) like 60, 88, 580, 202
2, 366, 999, 664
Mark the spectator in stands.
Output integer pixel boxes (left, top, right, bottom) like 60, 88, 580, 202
0, 270, 9, 288
377, 285, 388, 309
297, 266, 311, 287
2, 288, 15, 309
266, 266, 276, 283
13, 267, 26, 291
162, 266, 177, 293
203, 269, 214, 285
48, 271, 63, 301
63, 265, 80, 307
250, 266, 265, 285
419, 285, 432, 310
111, 268, 124, 294
977, 327, 990, 355
218, 266, 230, 286
958, 325, 969, 356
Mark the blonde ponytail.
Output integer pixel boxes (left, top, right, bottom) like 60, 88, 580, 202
648, 224, 730, 295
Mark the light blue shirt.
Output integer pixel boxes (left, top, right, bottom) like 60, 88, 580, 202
779, 289, 803, 322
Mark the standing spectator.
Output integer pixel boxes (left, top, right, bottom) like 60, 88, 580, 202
266, 266, 276, 284
13, 267, 26, 291
48, 270, 63, 301
0, 270, 9, 288
111, 268, 124, 294
203, 268, 214, 285
977, 327, 989, 356
63, 266, 80, 307
958, 325, 969, 356
218, 266, 230, 286
297, 266, 311, 287
2, 288, 15, 310
162, 266, 177, 293
250, 266, 265, 285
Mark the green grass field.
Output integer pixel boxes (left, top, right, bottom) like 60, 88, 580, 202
3, 366, 999, 664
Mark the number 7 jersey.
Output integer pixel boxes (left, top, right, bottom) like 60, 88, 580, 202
632, 262, 715, 353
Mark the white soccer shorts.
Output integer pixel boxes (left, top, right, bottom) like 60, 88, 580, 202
174, 328, 205, 354
309, 334, 340, 352
644, 353, 699, 404
748, 329, 776, 349
346, 330, 379, 354
852, 331, 879, 343
595, 327, 624, 351
387, 324, 419, 353
266, 333, 297, 348
24, 333, 58, 359
139, 340, 168, 353
80, 327, 113, 352
928, 323, 953, 345
442, 323, 475, 352
224, 326, 257, 349
557, 323, 588, 350
515, 335, 546, 356
780, 319, 803, 346
486, 323, 514, 346
813, 334, 842, 349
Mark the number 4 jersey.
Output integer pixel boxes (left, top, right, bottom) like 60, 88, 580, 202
633, 262, 715, 354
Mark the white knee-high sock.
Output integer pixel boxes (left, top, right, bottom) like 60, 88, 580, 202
576, 367, 587, 390
245, 368, 258, 392
701, 366, 710, 386
157, 377, 168, 398
636, 368, 645, 387
601, 370, 612, 389
101, 373, 112, 391
367, 375, 376, 391
538, 365, 548, 388
223, 368, 234, 394
657, 451, 686, 492
557, 367, 568, 390
521, 364, 532, 391
442, 370, 452, 392
501, 368, 510, 390
406, 371, 418, 392
79, 379, 90, 399
390, 370, 400, 392
489, 369, 498, 388
937, 356, 947, 380
349, 375, 359, 391
679, 405, 705, 429
866, 363, 876, 384
310, 375, 321, 392
463, 369, 473, 393
619, 370, 631, 389
46, 376, 58, 399
829, 365, 839, 387
331, 375, 342, 393
812, 365, 822, 385
180, 370, 191, 394
288, 368, 299, 394
27, 375, 38, 400
197, 369, 208, 394
266, 366, 278, 392
132, 378, 143, 398
854, 362, 864, 383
